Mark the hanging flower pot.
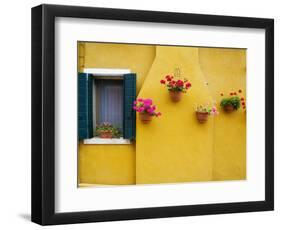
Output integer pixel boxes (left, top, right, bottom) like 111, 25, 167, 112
133, 98, 161, 124
196, 111, 209, 123
195, 104, 219, 124
160, 74, 191, 103
139, 113, 153, 124
169, 90, 182, 102
223, 104, 235, 113
220, 95, 241, 113
220, 90, 246, 113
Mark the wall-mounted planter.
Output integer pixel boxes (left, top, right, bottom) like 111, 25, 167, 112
160, 74, 192, 103
223, 104, 235, 113
169, 91, 182, 102
133, 98, 161, 124
195, 105, 218, 123
220, 93, 242, 113
196, 111, 209, 123
139, 113, 153, 124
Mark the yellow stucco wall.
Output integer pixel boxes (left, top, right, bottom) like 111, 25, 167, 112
79, 143, 136, 184
136, 46, 214, 183
199, 48, 246, 180
78, 42, 246, 186
82, 42, 156, 93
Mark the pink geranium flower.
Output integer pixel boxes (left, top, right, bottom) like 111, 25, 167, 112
210, 106, 219, 115
132, 98, 161, 117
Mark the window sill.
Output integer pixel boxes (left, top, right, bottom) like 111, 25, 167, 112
83, 137, 131, 145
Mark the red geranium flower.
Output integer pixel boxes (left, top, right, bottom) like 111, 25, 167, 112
165, 75, 172, 81
186, 82, 191, 88
176, 80, 184, 87
241, 97, 244, 101
233, 92, 237, 95
161, 74, 192, 94
230, 93, 233, 96
242, 102, 245, 106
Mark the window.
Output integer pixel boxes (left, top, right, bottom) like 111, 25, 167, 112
95, 79, 123, 131
78, 69, 136, 144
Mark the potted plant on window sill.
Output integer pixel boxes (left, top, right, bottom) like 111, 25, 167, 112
96, 122, 121, 138
195, 104, 219, 123
133, 98, 161, 124
160, 75, 191, 102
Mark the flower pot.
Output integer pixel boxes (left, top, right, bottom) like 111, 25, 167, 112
99, 131, 113, 138
139, 113, 153, 124
196, 111, 209, 123
223, 104, 235, 113
169, 91, 182, 102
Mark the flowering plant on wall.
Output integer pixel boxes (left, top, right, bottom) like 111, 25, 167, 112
220, 90, 246, 113
133, 98, 161, 123
160, 75, 192, 102
95, 122, 121, 138
195, 104, 219, 123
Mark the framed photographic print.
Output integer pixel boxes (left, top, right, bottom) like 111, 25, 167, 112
31, 4, 274, 225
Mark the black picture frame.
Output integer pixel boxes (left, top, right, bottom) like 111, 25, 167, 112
31, 4, 274, 225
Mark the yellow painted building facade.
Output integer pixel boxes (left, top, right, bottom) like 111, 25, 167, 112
78, 42, 246, 185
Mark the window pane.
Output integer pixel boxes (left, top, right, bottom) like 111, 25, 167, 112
96, 79, 123, 131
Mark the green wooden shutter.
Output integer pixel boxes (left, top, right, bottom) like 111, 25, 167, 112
123, 73, 136, 140
78, 73, 94, 140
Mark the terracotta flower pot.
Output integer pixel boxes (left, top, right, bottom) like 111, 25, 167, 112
139, 113, 153, 124
169, 91, 182, 102
99, 131, 113, 138
196, 111, 209, 123
223, 104, 235, 113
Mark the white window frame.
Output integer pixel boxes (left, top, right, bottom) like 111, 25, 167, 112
83, 68, 132, 145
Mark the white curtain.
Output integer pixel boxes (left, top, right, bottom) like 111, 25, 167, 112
96, 79, 123, 129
